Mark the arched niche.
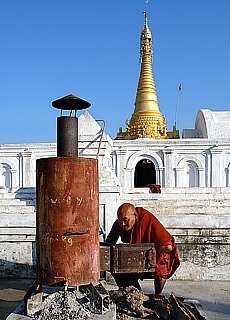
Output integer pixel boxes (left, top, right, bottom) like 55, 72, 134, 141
183, 161, 199, 187
177, 156, 204, 187
0, 163, 12, 189
134, 159, 156, 187
125, 152, 164, 188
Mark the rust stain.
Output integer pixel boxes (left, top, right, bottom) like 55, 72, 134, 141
36, 157, 100, 286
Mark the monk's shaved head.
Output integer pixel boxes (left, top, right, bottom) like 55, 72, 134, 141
117, 203, 137, 231
117, 203, 135, 217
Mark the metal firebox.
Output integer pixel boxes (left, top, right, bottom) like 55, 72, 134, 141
100, 243, 157, 274
36, 157, 100, 286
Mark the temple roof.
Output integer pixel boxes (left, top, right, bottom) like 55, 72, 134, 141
195, 109, 230, 139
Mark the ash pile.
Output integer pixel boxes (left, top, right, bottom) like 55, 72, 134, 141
109, 286, 207, 320
24, 282, 115, 320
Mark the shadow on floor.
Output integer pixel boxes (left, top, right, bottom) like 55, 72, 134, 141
0, 278, 34, 320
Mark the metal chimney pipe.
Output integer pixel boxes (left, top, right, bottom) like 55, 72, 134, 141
57, 116, 78, 157
52, 94, 91, 157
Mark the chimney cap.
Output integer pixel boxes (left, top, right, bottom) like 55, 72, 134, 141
52, 94, 91, 110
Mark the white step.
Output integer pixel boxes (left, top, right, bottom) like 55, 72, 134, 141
123, 192, 230, 201
0, 188, 35, 199
0, 213, 36, 227
127, 205, 229, 215
0, 199, 35, 206
154, 213, 230, 229
121, 187, 230, 216
0, 226, 36, 242
0, 205, 35, 213
125, 197, 230, 205
0, 227, 36, 235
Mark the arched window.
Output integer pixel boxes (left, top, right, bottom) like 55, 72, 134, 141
0, 163, 11, 189
183, 161, 199, 187
134, 159, 156, 187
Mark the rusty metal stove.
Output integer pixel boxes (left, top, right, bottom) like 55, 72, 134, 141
36, 94, 100, 288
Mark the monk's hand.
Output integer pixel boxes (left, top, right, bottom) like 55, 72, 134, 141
157, 245, 172, 257
145, 247, 157, 269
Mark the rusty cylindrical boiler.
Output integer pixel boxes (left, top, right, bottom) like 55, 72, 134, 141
36, 94, 100, 287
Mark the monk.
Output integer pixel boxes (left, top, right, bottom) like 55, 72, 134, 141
105, 203, 180, 295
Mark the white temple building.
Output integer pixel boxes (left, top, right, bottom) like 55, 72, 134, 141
0, 12, 229, 281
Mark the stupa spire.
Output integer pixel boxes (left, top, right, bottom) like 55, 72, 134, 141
116, 10, 167, 140
134, 9, 158, 114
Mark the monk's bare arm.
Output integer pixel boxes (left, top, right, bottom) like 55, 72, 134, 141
105, 220, 120, 244
157, 245, 172, 257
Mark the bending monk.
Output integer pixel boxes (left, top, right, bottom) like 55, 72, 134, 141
105, 203, 180, 295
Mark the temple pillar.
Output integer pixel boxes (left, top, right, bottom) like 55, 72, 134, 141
116, 148, 127, 187
175, 167, 183, 187
163, 149, 174, 187
21, 151, 33, 187
198, 167, 205, 187
210, 148, 222, 187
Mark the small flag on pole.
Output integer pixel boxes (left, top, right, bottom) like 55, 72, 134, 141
175, 84, 182, 126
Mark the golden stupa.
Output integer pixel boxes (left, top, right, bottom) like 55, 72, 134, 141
116, 11, 167, 140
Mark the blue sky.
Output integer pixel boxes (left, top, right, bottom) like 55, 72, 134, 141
0, 0, 229, 143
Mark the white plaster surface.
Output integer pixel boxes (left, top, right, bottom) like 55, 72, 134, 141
184, 109, 230, 139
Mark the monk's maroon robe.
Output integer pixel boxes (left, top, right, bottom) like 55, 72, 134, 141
106, 207, 180, 279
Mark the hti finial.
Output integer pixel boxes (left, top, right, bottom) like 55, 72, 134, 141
143, 10, 147, 24
144, 0, 149, 18
140, 7, 152, 62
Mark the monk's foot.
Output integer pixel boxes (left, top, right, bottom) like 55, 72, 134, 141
154, 294, 165, 300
